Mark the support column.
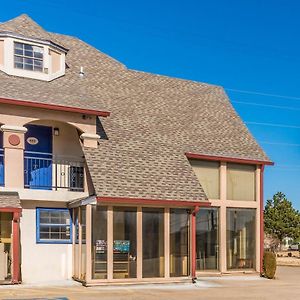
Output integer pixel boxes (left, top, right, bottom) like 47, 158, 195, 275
85, 205, 92, 282
137, 207, 142, 280
12, 211, 21, 283
107, 206, 113, 280
219, 162, 227, 273
191, 206, 199, 279
164, 208, 170, 279
260, 165, 265, 273
1, 125, 27, 188
80, 133, 100, 148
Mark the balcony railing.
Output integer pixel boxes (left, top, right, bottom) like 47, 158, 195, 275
24, 151, 85, 191
0, 149, 4, 187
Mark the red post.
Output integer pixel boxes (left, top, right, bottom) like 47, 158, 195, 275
12, 211, 21, 283
191, 206, 199, 280
260, 165, 265, 274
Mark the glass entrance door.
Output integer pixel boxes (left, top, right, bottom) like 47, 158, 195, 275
0, 212, 13, 281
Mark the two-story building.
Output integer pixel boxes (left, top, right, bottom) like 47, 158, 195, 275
0, 14, 273, 285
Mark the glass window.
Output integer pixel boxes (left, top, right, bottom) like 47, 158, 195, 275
196, 208, 219, 271
142, 208, 164, 278
170, 209, 189, 277
113, 207, 137, 279
189, 159, 220, 199
227, 163, 256, 201
227, 208, 256, 269
92, 206, 107, 279
73, 208, 80, 279
14, 42, 44, 72
36, 208, 71, 243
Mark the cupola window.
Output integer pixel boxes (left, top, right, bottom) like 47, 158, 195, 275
14, 42, 44, 72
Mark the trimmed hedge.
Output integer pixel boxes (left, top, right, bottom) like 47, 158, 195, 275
262, 251, 277, 279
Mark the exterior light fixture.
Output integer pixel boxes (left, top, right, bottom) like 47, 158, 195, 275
53, 127, 60, 136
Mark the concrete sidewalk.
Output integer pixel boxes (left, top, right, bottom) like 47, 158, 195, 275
0, 266, 298, 300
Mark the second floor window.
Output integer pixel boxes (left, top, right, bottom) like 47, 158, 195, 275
14, 42, 44, 72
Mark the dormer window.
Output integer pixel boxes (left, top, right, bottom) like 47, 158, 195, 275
14, 42, 44, 72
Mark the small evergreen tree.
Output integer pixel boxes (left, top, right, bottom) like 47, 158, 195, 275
264, 192, 300, 246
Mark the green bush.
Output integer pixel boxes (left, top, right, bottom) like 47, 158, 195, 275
262, 251, 277, 279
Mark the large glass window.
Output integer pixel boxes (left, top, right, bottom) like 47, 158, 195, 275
36, 208, 71, 243
142, 208, 164, 278
196, 208, 219, 271
227, 163, 256, 201
14, 42, 44, 72
189, 159, 220, 199
170, 209, 189, 277
113, 207, 137, 279
92, 206, 107, 279
227, 208, 256, 269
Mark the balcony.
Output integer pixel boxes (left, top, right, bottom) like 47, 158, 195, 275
24, 151, 85, 192
0, 148, 3, 187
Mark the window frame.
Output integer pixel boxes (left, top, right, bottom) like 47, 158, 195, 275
36, 207, 73, 244
14, 41, 44, 72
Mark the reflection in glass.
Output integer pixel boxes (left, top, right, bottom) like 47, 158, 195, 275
113, 207, 137, 279
170, 209, 189, 277
196, 208, 219, 271
227, 163, 256, 201
92, 206, 107, 279
227, 208, 256, 269
189, 159, 220, 199
142, 208, 164, 278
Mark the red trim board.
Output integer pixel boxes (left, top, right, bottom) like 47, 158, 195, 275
0, 97, 111, 117
97, 196, 211, 207
185, 152, 274, 166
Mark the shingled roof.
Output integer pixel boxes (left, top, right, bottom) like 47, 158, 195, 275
0, 15, 271, 202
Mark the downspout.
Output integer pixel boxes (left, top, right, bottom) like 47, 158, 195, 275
260, 165, 265, 274
191, 205, 200, 281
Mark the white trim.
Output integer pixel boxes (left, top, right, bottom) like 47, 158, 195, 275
80, 133, 100, 141
0, 125, 28, 133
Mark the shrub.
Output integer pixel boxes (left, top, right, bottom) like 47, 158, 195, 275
262, 251, 277, 279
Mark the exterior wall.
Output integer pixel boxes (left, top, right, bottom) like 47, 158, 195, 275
50, 49, 61, 74
20, 201, 72, 283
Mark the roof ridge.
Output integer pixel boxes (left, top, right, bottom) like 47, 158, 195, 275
0, 14, 66, 48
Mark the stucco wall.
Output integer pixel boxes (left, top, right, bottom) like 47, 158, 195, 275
20, 201, 72, 283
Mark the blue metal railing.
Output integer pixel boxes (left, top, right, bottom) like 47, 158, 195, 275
24, 151, 85, 191
0, 148, 4, 186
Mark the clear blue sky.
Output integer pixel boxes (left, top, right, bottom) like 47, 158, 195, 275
2, 0, 300, 209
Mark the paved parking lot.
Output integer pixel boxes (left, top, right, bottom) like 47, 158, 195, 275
0, 266, 298, 300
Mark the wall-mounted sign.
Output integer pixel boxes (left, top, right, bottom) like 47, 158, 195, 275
27, 137, 39, 145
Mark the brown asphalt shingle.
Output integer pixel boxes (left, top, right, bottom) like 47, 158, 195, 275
0, 192, 21, 208
0, 15, 271, 203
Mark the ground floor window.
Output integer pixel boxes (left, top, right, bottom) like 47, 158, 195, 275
170, 208, 190, 277
196, 208, 219, 271
113, 207, 137, 279
142, 208, 165, 278
227, 208, 256, 269
36, 208, 72, 243
92, 206, 107, 279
